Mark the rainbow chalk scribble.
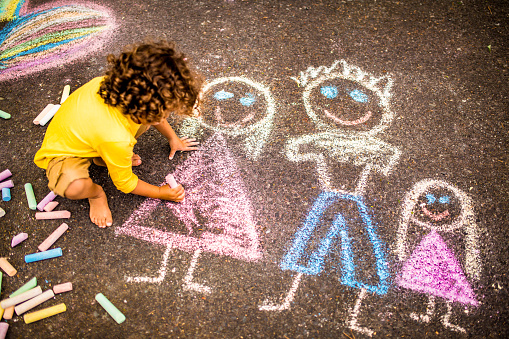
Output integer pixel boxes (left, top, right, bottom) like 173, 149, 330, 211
115, 133, 261, 291
0, 0, 115, 81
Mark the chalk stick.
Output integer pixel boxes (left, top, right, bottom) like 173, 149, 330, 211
0, 207, 4, 218
15, 289, 55, 315
36, 191, 57, 211
24, 183, 37, 210
35, 211, 71, 220
0, 180, 13, 190
0, 169, 11, 182
38, 223, 68, 252
38, 104, 60, 126
95, 293, 126, 324
1, 188, 9, 202
166, 174, 178, 188
0, 258, 16, 277
11, 233, 28, 247
53, 282, 72, 294
0, 322, 8, 339
60, 85, 71, 104
24, 303, 66, 324
0, 110, 10, 120
1, 286, 42, 309
0, 307, 4, 320
2, 307, 12, 320
25, 248, 62, 263
33, 104, 54, 125
43, 201, 59, 212
10, 277, 37, 297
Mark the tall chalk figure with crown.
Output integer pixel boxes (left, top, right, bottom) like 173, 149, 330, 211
259, 60, 401, 337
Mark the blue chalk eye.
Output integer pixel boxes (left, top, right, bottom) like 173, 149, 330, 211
426, 194, 436, 204
214, 90, 234, 100
349, 89, 369, 103
321, 86, 338, 99
439, 196, 450, 204
239, 93, 256, 106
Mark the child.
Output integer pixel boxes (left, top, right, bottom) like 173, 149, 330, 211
34, 40, 202, 228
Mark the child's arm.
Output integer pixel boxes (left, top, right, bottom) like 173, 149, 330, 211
153, 119, 199, 159
130, 179, 185, 202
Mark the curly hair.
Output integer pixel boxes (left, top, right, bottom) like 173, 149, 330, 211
98, 40, 202, 124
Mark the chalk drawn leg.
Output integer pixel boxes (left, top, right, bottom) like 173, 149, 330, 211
125, 245, 173, 284
442, 302, 466, 334
182, 249, 212, 294
258, 272, 303, 311
346, 288, 374, 337
409, 295, 435, 323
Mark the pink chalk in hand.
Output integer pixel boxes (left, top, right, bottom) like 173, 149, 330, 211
166, 174, 178, 188
43, 201, 59, 212
38, 223, 68, 252
35, 211, 71, 220
53, 282, 72, 294
11, 233, 28, 247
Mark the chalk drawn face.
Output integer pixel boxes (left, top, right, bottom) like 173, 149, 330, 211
307, 79, 383, 132
413, 187, 462, 230
199, 77, 274, 132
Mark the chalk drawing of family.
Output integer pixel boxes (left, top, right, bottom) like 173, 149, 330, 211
116, 60, 481, 336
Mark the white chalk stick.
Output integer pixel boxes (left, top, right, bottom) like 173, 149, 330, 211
38, 223, 68, 252
35, 211, 70, 220
0, 286, 42, 309
0, 258, 16, 277
60, 85, 71, 104
166, 174, 178, 188
38, 104, 60, 126
53, 282, 72, 294
0, 207, 4, 218
15, 289, 54, 315
43, 201, 59, 212
11, 233, 28, 247
0, 322, 8, 339
33, 104, 54, 125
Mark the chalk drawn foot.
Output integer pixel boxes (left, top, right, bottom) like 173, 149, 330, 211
125, 246, 172, 284
346, 288, 374, 337
258, 273, 303, 311
409, 295, 435, 323
442, 302, 466, 334
182, 249, 212, 294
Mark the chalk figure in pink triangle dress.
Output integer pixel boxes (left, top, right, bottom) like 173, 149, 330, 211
395, 179, 481, 334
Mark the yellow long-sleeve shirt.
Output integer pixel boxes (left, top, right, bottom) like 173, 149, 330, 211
34, 77, 141, 193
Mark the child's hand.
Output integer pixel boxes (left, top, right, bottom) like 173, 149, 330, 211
169, 137, 199, 160
158, 184, 185, 202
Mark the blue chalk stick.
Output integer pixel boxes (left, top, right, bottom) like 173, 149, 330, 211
2, 187, 10, 201
25, 248, 62, 263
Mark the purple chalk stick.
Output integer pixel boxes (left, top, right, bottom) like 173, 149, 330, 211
11, 233, 28, 247
0, 169, 12, 182
0, 180, 13, 189
36, 191, 57, 211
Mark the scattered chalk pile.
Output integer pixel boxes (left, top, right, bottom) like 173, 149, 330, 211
33, 85, 70, 126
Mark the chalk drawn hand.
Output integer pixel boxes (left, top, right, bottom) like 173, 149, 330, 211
169, 137, 200, 160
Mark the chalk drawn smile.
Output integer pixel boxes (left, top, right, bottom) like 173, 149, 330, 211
214, 106, 255, 128
324, 109, 373, 126
420, 204, 450, 222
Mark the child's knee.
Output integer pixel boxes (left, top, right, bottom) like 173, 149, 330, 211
46, 157, 92, 197
64, 178, 91, 199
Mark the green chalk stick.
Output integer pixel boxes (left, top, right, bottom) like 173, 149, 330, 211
10, 277, 37, 298
95, 293, 125, 324
0, 110, 10, 120
24, 183, 37, 210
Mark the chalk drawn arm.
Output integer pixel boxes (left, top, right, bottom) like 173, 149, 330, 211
153, 119, 200, 159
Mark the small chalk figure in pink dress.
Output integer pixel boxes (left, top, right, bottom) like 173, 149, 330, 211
396, 179, 481, 333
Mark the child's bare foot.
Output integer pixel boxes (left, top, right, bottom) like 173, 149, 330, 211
88, 190, 113, 228
93, 154, 142, 167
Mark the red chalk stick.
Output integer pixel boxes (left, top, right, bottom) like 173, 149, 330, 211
43, 201, 59, 212
53, 282, 72, 294
35, 211, 71, 220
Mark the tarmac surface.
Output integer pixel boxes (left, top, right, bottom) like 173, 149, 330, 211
0, 0, 508, 338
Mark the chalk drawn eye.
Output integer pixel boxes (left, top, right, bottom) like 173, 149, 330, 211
426, 194, 436, 204
239, 93, 256, 106
214, 90, 234, 100
439, 196, 450, 204
348, 89, 369, 103
320, 86, 338, 99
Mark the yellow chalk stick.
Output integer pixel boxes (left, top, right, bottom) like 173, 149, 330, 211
24, 303, 66, 324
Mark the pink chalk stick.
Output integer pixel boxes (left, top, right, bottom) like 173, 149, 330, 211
43, 201, 59, 212
0, 322, 8, 339
166, 174, 178, 188
11, 233, 28, 247
0, 180, 13, 190
0, 169, 12, 182
38, 223, 68, 252
36, 191, 57, 211
33, 104, 54, 125
35, 211, 71, 220
53, 282, 72, 294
